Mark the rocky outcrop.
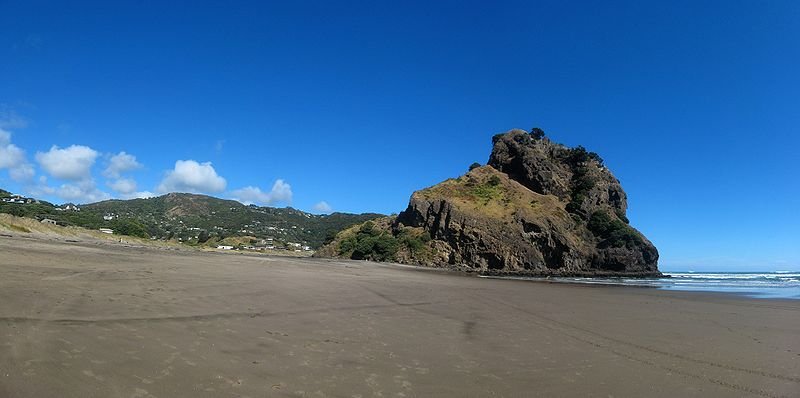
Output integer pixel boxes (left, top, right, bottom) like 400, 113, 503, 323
319, 129, 659, 277
488, 130, 627, 218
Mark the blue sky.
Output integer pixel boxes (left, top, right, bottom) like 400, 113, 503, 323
0, 1, 798, 271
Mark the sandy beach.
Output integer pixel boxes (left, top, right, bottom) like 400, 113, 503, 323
0, 235, 798, 397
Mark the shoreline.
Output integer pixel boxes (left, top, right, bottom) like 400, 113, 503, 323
315, 254, 664, 278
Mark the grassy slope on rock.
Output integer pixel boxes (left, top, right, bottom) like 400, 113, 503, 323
319, 166, 584, 264
417, 166, 571, 223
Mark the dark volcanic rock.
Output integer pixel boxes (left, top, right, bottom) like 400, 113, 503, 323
488, 129, 627, 218
320, 129, 659, 277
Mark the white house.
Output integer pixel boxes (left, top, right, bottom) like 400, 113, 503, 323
3, 195, 29, 204
216, 245, 234, 250
40, 218, 57, 225
98, 228, 114, 234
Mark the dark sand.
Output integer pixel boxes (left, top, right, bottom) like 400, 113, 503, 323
1, 236, 798, 397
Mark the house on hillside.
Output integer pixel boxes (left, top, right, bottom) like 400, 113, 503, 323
40, 218, 57, 225
98, 228, 114, 234
3, 195, 31, 204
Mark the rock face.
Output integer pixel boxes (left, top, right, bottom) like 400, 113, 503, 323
320, 129, 659, 277
488, 130, 627, 218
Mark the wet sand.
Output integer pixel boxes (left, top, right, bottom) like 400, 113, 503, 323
0, 235, 798, 397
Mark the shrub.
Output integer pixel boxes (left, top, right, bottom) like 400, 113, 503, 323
587, 211, 641, 248
350, 233, 399, 261
323, 230, 338, 245
112, 219, 149, 239
568, 146, 590, 165
359, 221, 375, 235
530, 127, 545, 139
565, 201, 583, 216
338, 221, 401, 262
339, 223, 431, 261
472, 180, 502, 202
396, 227, 430, 254
469, 162, 481, 171
338, 235, 357, 254
588, 151, 604, 166
197, 230, 210, 243
564, 145, 606, 218
587, 211, 613, 235
566, 167, 595, 217
513, 133, 530, 144
4, 205, 24, 217
615, 209, 629, 224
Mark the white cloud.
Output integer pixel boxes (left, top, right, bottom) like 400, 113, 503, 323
157, 160, 226, 194
103, 151, 142, 178
267, 179, 293, 204
126, 191, 155, 199
55, 179, 110, 203
0, 129, 25, 167
106, 177, 155, 199
9, 163, 35, 181
230, 186, 266, 205
107, 178, 137, 195
35, 144, 99, 181
26, 177, 53, 197
0, 128, 35, 182
25, 170, 111, 203
313, 201, 332, 213
231, 179, 293, 206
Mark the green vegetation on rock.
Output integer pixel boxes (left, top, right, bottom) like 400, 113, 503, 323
332, 219, 431, 262
587, 210, 642, 249
529, 127, 545, 140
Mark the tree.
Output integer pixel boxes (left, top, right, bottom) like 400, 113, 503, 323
530, 127, 545, 140
568, 146, 590, 165
323, 230, 338, 245
113, 219, 149, 239
197, 230, 210, 243
469, 162, 481, 171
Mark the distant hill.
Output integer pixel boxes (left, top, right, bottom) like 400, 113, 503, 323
317, 129, 659, 277
0, 192, 383, 249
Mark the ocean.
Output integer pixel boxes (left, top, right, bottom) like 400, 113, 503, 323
484, 271, 800, 300
498, 272, 800, 300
